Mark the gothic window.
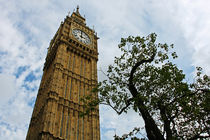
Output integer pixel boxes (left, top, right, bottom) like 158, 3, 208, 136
66, 110, 70, 139
77, 118, 79, 140
69, 79, 73, 100
64, 77, 68, 98
82, 117, 84, 140
80, 57, 83, 75
68, 53, 71, 69
78, 82, 81, 103
60, 108, 64, 137
72, 54, 75, 72
83, 59, 86, 78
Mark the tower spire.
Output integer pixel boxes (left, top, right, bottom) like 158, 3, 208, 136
75, 5, 82, 16
76, 5, 80, 14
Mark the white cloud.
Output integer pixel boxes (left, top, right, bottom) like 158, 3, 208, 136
177, 0, 210, 74
100, 106, 144, 139
104, 130, 115, 140
0, 74, 16, 106
0, 122, 28, 140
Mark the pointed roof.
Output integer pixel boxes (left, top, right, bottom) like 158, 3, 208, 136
76, 5, 81, 16
71, 5, 85, 21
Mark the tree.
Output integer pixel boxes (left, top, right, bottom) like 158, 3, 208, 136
83, 33, 210, 140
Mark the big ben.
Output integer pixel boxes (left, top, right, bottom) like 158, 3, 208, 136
26, 6, 100, 140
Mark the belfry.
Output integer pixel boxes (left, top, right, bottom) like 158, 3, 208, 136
26, 6, 100, 140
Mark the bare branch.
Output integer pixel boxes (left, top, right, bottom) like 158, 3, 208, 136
129, 52, 156, 97
101, 98, 133, 115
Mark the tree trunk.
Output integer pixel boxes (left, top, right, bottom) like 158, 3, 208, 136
129, 83, 164, 140
128, 52, 164, 140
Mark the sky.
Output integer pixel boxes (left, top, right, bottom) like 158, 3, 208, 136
0, 0, 210, 140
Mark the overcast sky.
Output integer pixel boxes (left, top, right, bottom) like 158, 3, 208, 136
0, 0, 210, 140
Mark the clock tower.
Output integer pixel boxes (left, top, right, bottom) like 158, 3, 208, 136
26, 7, 100, 140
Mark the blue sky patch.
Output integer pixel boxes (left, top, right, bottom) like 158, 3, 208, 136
24, 71, 36, 82
27, 97, 36, 107
15, 66, 28, 78
0, 121, 11, 130
0, 51, 8, 56
22, 84, 37, 92
100, 127, 116, 139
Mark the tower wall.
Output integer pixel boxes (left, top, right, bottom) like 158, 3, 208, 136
26, 9, 100, 140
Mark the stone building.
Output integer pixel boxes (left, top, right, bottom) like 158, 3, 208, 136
26, 6, 100, 140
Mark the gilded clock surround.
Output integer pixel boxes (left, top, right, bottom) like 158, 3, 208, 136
26, 6, 100, 140
72, 29, 91, 45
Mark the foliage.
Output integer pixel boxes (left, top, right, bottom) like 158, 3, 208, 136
113, 127, 147, 140
84, 33, 210, 139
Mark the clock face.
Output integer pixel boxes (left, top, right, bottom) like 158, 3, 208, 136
72, 29, 91, 45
